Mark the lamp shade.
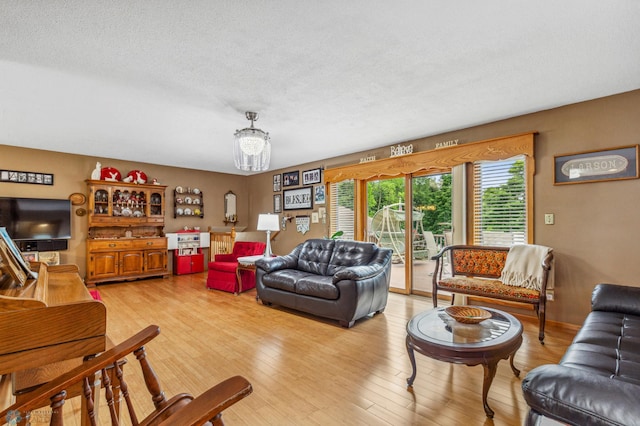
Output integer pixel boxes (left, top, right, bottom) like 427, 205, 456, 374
233, 112, 271, 172
257, 213, 279, 257
257, 213, 280, 231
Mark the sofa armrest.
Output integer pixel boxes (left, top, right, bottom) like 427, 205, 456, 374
333, 265, 383, 283
592, 283, 640, 316
255, 254, 298, 273
522, 364, 640, 426
332, 248, 392, 283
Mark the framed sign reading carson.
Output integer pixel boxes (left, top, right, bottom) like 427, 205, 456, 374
554, 145, 639, 185
283, 187, 313, 210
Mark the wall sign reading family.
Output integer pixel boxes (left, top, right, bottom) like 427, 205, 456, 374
554, 145, 639, 185
0, 170, 54, 185
283, 187, 313, 210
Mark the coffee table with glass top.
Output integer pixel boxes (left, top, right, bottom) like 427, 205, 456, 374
405, 307, 523, 418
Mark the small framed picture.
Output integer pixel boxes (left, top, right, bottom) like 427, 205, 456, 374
302, 168, 322, 185
314, 185, 326, 205
282, 171, 299, 187
21, 251, 39, 263
273, 174, 281, 192
274, 194, 282, 213
39, 251, 60, 265
0, 170, 54, 185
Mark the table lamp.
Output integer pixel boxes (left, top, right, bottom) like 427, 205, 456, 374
257, 213, 280, 257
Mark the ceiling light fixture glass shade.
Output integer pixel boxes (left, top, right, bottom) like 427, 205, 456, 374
233, 111, 271, 172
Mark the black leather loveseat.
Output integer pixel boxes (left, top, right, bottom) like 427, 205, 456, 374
255, 239, 392, 327
522, 283, 640, 426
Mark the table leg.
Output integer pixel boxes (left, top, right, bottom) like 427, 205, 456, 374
405, 335, 417, 387
481, 362, 498, 418
234, 268, 242, 296
509, 352, 520, 377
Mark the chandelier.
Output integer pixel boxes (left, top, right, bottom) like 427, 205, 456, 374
233, 111, 271, 172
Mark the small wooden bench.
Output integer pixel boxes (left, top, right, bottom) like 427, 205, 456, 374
431, 245, 553, 343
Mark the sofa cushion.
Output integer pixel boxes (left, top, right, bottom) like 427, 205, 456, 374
561, 311, 640, 385
233, 241, 266, 258
327, 240, 377, 275
295, 275, 339, 300
207, 261, 237, 273
437, 276, 540, 301
451, 247, 507, 277
297, 239, 334, 275
262, 269, 314, 292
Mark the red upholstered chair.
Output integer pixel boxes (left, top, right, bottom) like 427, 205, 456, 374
206, 241, 266, 293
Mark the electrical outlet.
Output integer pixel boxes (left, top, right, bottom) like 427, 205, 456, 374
544, 213, 554, 225
546, 292, 554, 301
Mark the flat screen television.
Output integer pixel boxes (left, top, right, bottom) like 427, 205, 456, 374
0, 197, 72, 241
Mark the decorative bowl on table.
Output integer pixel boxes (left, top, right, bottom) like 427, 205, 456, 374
445, 306, 491, 324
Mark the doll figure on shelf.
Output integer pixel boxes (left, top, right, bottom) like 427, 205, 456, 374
91, 162, 102, 180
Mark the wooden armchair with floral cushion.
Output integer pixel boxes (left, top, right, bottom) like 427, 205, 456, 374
432, 244, 553, 343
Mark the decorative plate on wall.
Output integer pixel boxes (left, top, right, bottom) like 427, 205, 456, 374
69, 192, 87, 206
100, 167, 121, 181
127, 170, 147, 184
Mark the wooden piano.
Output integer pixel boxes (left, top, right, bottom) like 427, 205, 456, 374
0, 233, 107, 378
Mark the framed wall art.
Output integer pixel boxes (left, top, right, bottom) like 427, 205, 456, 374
273, 194, 282, 213
0, 170, 54, 185
282, 171, 299, 187
302, 168, 322, 185
283, 187, 313, 210
273, 174, 281, 192
314, 185, 325, 205
554, 145, 639, 185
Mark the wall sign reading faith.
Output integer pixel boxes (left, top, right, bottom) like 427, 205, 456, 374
554, 145, 639, 185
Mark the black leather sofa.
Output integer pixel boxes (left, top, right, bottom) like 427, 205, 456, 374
522, 283, 640, 426
255, 239, 392, 327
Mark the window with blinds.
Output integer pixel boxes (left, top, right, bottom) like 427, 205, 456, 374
329, 179, 355, 240
473, 155, 527, 246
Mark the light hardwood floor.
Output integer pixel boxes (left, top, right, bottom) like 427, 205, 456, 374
22, 273, 577, 425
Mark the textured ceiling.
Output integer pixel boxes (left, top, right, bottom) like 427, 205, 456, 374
1, 1, 639, 175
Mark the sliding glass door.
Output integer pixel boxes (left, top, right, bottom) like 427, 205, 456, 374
366, 177, 407, 292
410, 172, 452, 294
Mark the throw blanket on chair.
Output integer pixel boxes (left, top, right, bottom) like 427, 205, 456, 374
500, 244, 553, 290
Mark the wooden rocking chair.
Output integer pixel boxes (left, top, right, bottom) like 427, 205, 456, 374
0, 325, 252, 425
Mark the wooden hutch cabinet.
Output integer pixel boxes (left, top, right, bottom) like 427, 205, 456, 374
86, 180, 169, 285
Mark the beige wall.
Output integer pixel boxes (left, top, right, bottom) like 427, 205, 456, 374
2, 89, 639, 326
0, 146, 248, 270
247, 89, 640, 326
